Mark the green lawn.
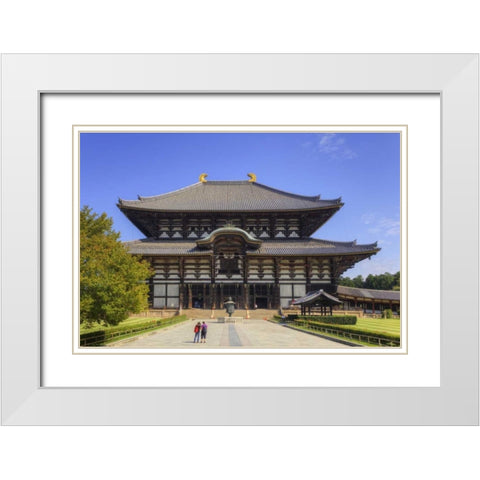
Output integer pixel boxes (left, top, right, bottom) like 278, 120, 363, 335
282, 315, 401, 347
275, 315, 401, 337
354, 317, 401, 336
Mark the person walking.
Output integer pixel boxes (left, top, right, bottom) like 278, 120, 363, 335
193, 321, 201, 343
200, 321, 208, 343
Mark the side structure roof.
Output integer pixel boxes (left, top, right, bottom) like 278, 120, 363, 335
292, 289, 343, 305
118, 181, 342, 212
336, 285, 400, 302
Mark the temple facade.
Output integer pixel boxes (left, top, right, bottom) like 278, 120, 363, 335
118, 174, 380, 310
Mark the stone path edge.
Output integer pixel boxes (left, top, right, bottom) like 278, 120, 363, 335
275, 322, 363, 348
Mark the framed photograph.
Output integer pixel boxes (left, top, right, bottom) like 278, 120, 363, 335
72, 124, 405, 355
2, 54, 478, 424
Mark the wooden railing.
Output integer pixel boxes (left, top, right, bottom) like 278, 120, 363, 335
292, 320, 400, 347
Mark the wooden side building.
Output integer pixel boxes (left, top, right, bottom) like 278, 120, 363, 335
336, 285, 400, 314
118, 174, 380, 310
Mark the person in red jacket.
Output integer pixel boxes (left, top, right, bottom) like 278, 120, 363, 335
193, 322, 201, 343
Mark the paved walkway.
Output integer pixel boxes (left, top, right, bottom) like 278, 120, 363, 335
108, 318, 351, 349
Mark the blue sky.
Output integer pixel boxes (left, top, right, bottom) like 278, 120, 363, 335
80, 132, 400, 278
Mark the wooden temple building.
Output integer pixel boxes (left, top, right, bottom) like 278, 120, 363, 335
336, 285, 400, 314
118, 174, 381, 310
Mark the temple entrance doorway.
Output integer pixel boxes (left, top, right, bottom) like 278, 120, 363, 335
217, 283, 244, 309
254, 297, 268, 309
250, 284, 272, 309
187, 284, 208, 309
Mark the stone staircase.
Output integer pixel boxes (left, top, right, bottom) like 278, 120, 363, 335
183, 308, 280, 320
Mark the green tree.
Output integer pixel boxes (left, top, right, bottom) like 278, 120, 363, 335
352, 275, 364, 288
338, 271, 400, 290
393, 271, 400, 289
338, 275, 355, 287
80, 206, 152, 326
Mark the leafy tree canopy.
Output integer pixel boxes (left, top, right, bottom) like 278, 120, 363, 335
338, 271, 400, 291
80, 206, 152, 326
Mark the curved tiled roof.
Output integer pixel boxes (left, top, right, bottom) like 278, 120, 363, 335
254, 239, 377, 255
118, 181, 342, 212
336, 285, 400, 301
292, 289, 343, 305
124, 238, 379, 256
196, 226, 262, 248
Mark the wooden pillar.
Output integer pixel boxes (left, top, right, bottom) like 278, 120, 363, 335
211, 284, 217, 310
274, 257, 280, 309
220, 284, 224, 309
305, 257, 312, 293
243, 255, 249, 303
179, 258, 185, 309
372, 300, 376, 315
211, 255, 216, 281
270, 216, 276, 239
210, 254, 216, 309
187, 284, 193, 309
178, 284, 184, 309
274, 284, 280, 309
203, 284, 207, 309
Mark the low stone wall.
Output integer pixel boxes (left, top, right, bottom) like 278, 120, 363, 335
217, 316, 243, 323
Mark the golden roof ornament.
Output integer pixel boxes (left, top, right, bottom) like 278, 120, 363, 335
247, 172, 257, 182
199, 173, 208, 183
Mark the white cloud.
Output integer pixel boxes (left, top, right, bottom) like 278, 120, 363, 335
302, 133, 357, 161
363, 213, 400, 237
361, 213, 375, 225
317, 133, 357, 160
377, 217, 400, 236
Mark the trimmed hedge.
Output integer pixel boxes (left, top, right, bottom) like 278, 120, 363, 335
80, 314, 188, 346
273, 314, 297, 322
297, 315, 357, 325
382, 309, 393, 319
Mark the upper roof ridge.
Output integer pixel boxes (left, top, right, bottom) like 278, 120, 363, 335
119, 180, 341, 204
248, 181, 323, 201
123, 182, 203, 203
117, 178, 343, 212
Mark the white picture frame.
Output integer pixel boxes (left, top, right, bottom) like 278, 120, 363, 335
1, 54, 478, 425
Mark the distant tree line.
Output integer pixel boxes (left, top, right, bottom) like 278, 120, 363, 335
338, 271, 400, 291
